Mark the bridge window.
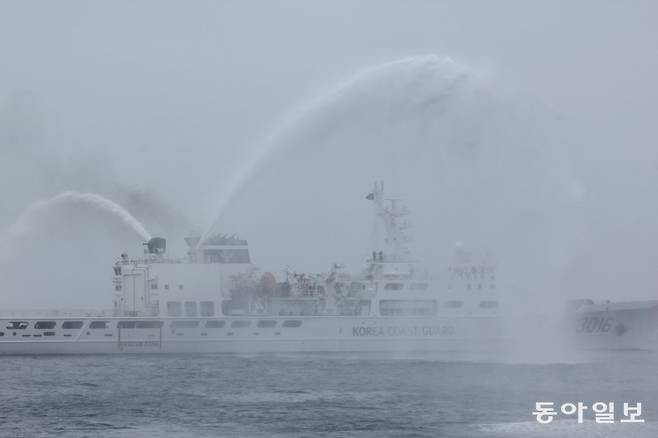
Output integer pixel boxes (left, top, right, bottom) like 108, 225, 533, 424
205, 320, 225, 328
34, 321, 56, 330
170, 320, 199, 329
384, 283, 404, 291
89, 321, 109, 329
118, 320, 163, 329
480, 300, 499, 309
410, 283, 429, 291
357, 300, 371, 315
167, 301, 182, 317
282, 320, 302, 328
184, 301, 198, 317
204, 248, 250, 264
137, 321, 163, 328
257, 320, 277, 328
62, 321, 83, 329
43, 332, 55, 336
5, 321, 29, 330
230, 320, 251, 328
200, 301, 215, 317
444, 300, 464, 308
350, 282, 366, 293
379, 300, 437, 316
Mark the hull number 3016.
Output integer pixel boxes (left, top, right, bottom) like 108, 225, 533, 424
576, 316, 614, 333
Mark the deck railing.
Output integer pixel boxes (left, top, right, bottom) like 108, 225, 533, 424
0, 309, 114, 318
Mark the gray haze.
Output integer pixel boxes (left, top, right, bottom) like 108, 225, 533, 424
1, 1, 658, 309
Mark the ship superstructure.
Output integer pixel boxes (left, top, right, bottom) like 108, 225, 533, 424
0, 183, 505, 354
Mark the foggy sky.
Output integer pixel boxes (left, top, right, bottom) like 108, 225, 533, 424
1, 1, 658, 308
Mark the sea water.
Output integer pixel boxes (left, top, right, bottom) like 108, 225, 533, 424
1, 350, 656, 437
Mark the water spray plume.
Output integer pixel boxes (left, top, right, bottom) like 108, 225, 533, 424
0, 191, 151, 256
201, 54, 469, 244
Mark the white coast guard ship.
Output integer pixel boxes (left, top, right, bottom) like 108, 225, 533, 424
0, 183, 506, 354
566, 299, 658, 350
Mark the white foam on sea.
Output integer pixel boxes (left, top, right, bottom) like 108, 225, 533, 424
478, 419, 656, 438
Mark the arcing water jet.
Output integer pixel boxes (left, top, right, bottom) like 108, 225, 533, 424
0, 191, 151, 257
201, 54, 470, 244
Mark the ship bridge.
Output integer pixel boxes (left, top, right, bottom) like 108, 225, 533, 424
191, 234, 251, 264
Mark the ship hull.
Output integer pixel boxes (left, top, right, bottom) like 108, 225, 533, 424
5, 306, 656, 355
0, 315, 506, 355
569, 300, 658, 350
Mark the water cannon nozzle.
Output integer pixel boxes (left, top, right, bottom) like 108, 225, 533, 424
145, 237, 166, 255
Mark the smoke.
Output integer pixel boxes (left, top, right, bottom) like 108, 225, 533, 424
0, 191, 151, 259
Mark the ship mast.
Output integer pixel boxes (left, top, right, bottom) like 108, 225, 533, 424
367, 181, 412, 263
